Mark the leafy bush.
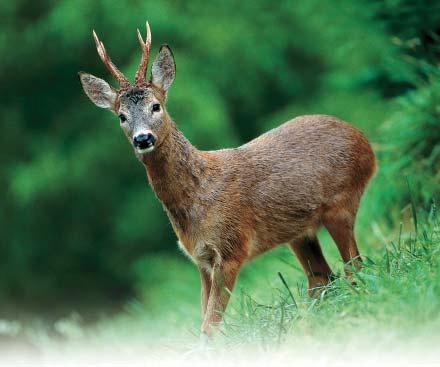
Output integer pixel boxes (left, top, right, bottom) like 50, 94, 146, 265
380, 71, 440, 209
365, 0, 440, 217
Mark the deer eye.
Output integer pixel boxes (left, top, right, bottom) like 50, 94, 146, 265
152, 103, 161, 113
118, 113, 127, 122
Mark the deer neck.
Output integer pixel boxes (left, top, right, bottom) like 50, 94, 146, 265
140, 122, 207, 231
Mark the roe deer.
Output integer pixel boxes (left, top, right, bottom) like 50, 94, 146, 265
79, 22, 376, 336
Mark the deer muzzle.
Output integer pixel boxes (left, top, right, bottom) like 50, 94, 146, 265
133, 132, 157, 153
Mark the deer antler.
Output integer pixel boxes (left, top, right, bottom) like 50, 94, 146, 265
134, 21, 152, 86
93, 30, 130, 89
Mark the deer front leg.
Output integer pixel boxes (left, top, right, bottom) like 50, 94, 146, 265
199, 267, 211, 318
201, 261, 241, 336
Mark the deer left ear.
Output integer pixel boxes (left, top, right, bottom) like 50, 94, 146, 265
151, 45, 176, 93
78, 72, 118, 110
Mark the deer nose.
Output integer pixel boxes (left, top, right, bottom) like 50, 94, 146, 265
133, 133, 156, 150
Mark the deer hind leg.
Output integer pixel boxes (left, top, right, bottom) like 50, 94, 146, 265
289, 235, 334, 297
322, 205, 362, 277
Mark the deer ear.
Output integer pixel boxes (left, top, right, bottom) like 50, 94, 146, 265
151, 45, 176, 93
78, 72, 118, 110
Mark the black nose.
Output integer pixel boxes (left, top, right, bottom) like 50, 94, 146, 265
133, 133, 156, 149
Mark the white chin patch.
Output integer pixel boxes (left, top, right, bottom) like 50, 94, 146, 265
136, 146, 155, 154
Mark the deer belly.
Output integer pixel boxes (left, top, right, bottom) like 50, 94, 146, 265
177, 237, 220, 274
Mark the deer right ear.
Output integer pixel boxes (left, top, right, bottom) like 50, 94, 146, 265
78, 72, 118, 110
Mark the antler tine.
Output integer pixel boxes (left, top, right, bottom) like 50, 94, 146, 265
92, 30, 130, 88
134, 21, 152, 85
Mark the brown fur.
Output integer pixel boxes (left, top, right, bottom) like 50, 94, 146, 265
141, 114, 376, 334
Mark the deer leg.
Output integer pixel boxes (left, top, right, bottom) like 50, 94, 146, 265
199, 267, 211, 318
322, 208, 362, 276
289, 236, 334, 296
201, 261, 241, 336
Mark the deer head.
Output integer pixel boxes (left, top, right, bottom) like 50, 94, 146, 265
79, 21, 176, 154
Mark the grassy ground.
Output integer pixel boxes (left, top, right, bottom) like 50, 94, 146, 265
1, 200, 439, 366
222, 205, 440, 347
0, 208, 437, 367
5, 203, 436, 356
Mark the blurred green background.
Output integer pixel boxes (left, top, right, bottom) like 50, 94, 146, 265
0, 0, 439, 323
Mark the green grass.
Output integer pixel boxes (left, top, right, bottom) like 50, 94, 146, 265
2, 203, 439, 361
19, 203, 435, 351
220, 204, 440, 348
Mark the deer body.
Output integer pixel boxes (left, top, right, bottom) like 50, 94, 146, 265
140, 113, 375, 333
79, 22, 376, 336
143, 115, 374, 265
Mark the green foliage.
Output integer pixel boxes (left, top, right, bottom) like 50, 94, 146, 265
379, 72, 440, 211
363, 0, 440, 219
372, 0, 440, 65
